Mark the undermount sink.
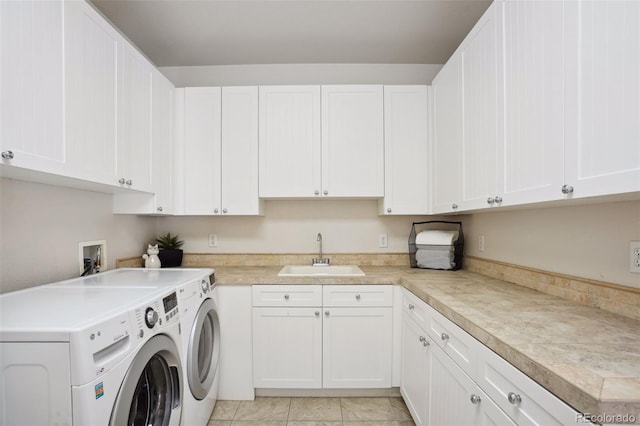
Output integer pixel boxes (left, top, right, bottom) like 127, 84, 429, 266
277, 265, 365, 277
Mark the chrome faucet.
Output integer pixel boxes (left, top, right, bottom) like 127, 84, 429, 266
312, 233, 330, 266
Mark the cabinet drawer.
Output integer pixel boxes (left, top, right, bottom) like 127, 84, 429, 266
425, 304, 478, 378
323, 285, 392, 307
402, 288, 431, 331
476, 344, 578, 426
252, 285, 322, 306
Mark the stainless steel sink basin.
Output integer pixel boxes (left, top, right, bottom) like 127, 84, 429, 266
277, 265, 365, 277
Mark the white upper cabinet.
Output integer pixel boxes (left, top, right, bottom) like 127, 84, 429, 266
564, 0, 640, 198
499, 0, 565, 206
379, 86, 430, 215
117, 44, 154, 192
175, 86, 262, 215
151, 70, 174, 214
0, 0, 66, 175
431, 54, 464, 214
221, 86, 263, 215
259, 85, 321, 198
321, 85, 384, 197
65, 0, 119, 186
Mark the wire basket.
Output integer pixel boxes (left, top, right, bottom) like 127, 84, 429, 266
408, 221, 464, 270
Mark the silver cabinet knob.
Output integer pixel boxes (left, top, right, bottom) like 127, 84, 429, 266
314, 190, 320, 195
315, 311, 320, 316
387, 208, 392, 213
441, 332, 449, 341
325, 310, 330, 316
487, 197, 495, 205
419, 336, 426, 342
561, 184, 574, 195
119, 178, 126, 184
323, 190, 328, 195
494, 196, 503, 203
222, 208, 228, 214
284, 294, 290, 300
355, 294, 361, 300
408, 304, 414, 310
214, 208, 219, 214
126, 180, 132, 186
507, 392, 522, 405
470, 394, 482, 404
1, 150, 14, 160
157, 206, 163, 212
423, 340, 430, 347
452, 204, 458, 210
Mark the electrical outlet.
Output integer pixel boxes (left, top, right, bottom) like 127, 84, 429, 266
378, 234, 388, 248
631, 241, 640, 273
478, 235, 485, 252
208, 234, 218, 248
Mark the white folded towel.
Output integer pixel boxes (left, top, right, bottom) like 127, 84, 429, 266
415, 247, 456, 270
415, 230, 459, 246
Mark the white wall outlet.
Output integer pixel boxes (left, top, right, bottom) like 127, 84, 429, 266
378, 233, 388, 248
630, 241, 640, 273
478, 235, 485, 252
208, 234, 218, 248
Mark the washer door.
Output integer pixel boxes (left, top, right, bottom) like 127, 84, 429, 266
187, 298, 221, 400
110, 334, 182, 426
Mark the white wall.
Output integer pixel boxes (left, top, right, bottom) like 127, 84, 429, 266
462, 200, 640, 289
159, 63, 442, 87
0, 178, 156, 293
158, 200, 435, 254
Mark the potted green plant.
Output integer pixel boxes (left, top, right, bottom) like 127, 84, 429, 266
156, 232, 184, 268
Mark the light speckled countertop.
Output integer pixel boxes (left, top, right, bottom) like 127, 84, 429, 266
212, 265, 640, 423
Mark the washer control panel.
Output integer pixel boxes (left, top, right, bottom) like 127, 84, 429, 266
133, 291, 179, 338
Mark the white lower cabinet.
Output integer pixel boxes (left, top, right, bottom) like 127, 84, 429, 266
400, 288, 578, 426
252, 285, 392, 389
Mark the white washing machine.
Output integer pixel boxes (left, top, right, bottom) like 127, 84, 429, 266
0, 284, 183, 426
177, 273, 221, 426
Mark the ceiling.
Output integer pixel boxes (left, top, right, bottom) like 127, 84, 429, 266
90, 0, 492, 68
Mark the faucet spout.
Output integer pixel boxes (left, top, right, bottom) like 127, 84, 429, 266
313, 233, 329, 266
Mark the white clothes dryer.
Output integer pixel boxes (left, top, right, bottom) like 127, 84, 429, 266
0, 285, 183, 426
178, 274, 221, 426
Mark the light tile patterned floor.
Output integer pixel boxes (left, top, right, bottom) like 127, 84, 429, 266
208, 397, 416, 426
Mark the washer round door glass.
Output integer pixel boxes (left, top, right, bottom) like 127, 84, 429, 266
188, 298, 220, 400
110, 335, 182, 426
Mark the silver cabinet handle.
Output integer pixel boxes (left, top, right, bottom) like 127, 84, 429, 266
470, 394, 482, 404
119, 178, 126, 184
214, 208, 219, 214
157, 206, 163, 212
126, 180, 132, 186
561, 184, 574, 195
325, 310, 330, 316
507, 392, 522, 405
355, 294, 361, 300
441, 332, 449, 341
408, 304, 414, 310
284, 294, 290, 300
487, 197, 495, 205
494, 196, 503, 203
222, 208, 228, 214
419, 336, 426, 342
314, 190, 320, 195
315, 311, 320, 316
387, 208, 392, 213
451, 203, 458, 210
1, 150, 14, 160
323, 190, 328, 195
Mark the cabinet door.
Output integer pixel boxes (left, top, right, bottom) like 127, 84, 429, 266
259, 85, 321, 197
380, 86, 429, 215
428, 342, 479, 426
221, 87, 263, 215
183, 87, 221, 215
65, 0, 118, 185
252, 307, 322, 389
322, 307, 392, 388
118, 44, 153, 192
431, 55, 464, 214
460, 3, 500, 210
151, 70, 174, 214
400, 313, 430, 425
321, 85, 384, 197
0, 0, 66, 175
500, 0, 565, 206
565, 0, 640, 198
